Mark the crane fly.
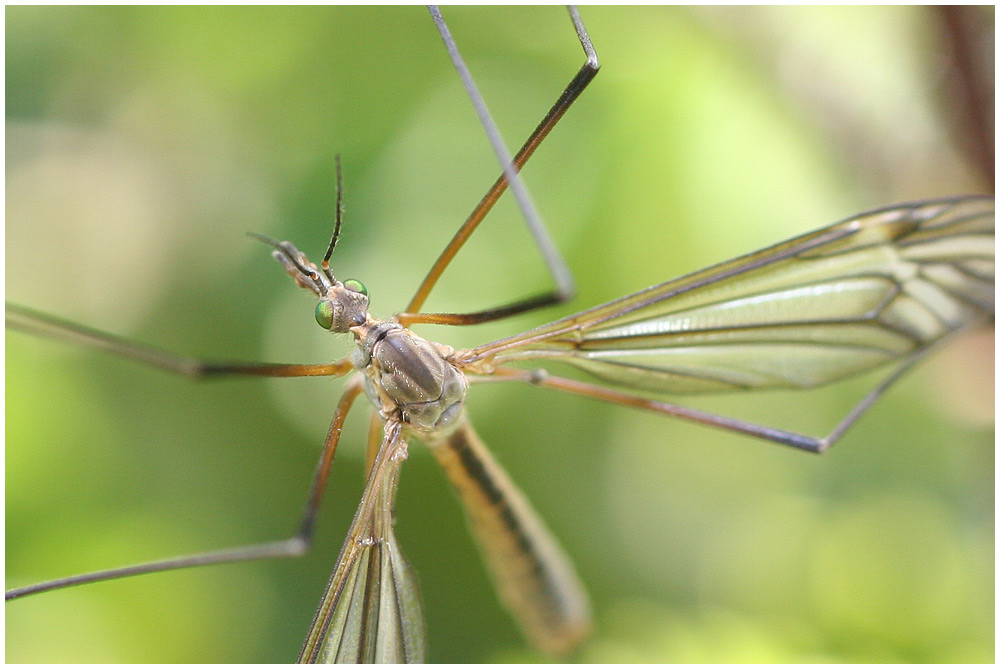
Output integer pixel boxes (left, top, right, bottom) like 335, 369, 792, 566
6, 6, 994, 663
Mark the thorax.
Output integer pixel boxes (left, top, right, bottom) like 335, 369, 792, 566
350, 320, 468, 435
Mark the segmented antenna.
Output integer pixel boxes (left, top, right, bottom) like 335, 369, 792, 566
322, 155, 344, 281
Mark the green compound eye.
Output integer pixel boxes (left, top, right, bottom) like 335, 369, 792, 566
315, 300, 334, 330
343, 279, 368, 297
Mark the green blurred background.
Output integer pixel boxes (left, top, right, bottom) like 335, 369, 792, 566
6, 6, 993, 663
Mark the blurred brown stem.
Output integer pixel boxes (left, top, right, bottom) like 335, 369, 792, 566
935, 5, 995, 190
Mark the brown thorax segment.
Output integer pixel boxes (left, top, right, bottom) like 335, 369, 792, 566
352, 320, 468, 434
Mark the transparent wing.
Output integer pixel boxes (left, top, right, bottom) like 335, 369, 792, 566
299, 421, 425, 664
459, 197, 994, 393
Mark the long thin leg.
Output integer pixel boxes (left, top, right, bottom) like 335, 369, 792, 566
364, 408, 384, 476
6, 378, 365, 600
399, 7, 599, 326
7, 302, 353, 378
482, 351, 934, 454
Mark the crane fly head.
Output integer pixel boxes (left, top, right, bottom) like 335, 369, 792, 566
249, 232, 369, 333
